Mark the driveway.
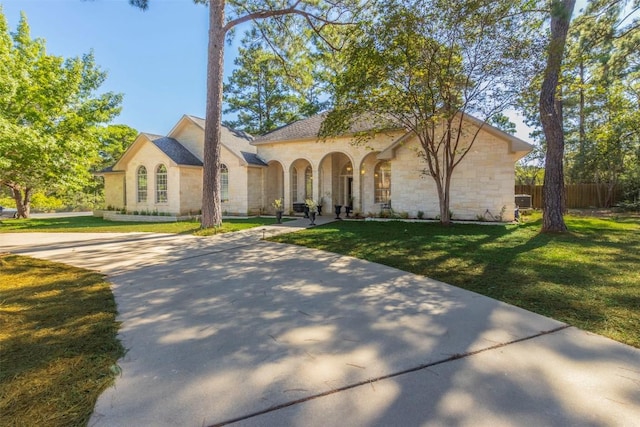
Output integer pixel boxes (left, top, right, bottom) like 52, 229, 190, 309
1, 221, 639, 426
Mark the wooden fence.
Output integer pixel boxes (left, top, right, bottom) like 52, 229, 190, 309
515, 184, 623, 209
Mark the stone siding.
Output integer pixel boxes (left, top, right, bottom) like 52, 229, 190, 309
179, 167, 202, 215
247, 167, 264, 215
103, 173, 125, 209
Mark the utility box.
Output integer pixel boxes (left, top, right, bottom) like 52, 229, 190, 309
515, 194, 532, 209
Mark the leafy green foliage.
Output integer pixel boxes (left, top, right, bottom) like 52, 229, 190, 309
223, 29, 322, 135
517, 1, 640, 207
0, 9, 123, 217
93, 124, 138, 172
560, 0, 640, 206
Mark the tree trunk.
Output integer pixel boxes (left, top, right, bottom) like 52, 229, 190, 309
9, 185, 31, 218
201, 0, 225, 228
433, 174, 452, 226
539, 0, 575, 233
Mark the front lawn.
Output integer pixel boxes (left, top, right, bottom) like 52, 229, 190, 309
270, 214, 640, 348
0, 215, 285, 236
0, 254, 124, 426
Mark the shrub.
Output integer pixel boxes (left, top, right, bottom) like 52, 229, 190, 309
617, 200, 640, 212
417, 210, 424, 219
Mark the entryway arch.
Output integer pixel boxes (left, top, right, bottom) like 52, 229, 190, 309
290, 158, 312, 212
318, 152, 354, 211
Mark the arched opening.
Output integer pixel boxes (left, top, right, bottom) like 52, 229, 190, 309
290, 159, 312, 213
318, 152, 353, 209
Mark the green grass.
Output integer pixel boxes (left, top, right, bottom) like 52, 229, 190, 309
0, 215, 285, 236
271, 213, 640, 348
0, 254, 125, 426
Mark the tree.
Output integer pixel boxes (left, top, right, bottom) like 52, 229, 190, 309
130, 0, 360, 228
0, 10, 122, 218
490, 113, 517, 135
322, 1, 543, 225
223, 29, 315, 135
561, 0, 639, 206
539, 0, 576, 232
94, 124, 138, 172
80, 124, 138, 207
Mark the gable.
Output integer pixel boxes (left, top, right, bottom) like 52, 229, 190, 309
112, 133, 201, 171
168, 115, 266, 167
378, 115, 533, 161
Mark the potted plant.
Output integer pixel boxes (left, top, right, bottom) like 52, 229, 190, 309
316, 197, 323, 216
334, 204, 342, 219
345, 196, 354, 217
305, 198, 317, 226
272, 198, 284, 224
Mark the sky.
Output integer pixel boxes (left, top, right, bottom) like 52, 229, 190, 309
1, 0, 591, 140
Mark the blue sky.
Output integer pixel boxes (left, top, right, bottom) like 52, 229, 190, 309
0, 0, 570, 140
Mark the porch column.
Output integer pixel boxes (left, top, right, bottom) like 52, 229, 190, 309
313, 162, 321, 204
352, 157, 362, 213
283, 164, 291, 214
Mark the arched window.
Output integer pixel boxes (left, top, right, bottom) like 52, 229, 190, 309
156, 164, 167, 203
221, 164, 229, 202
374, 161, 391, 203
304, 166, 312, 200
291, 166, 298, 202
137, 166, 147, 202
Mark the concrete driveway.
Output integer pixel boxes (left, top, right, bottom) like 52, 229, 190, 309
1, 220, 639, 426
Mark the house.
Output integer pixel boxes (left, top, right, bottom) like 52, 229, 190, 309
98, 113, 532, 221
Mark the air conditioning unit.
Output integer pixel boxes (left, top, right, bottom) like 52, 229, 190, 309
515, 194, 532, 209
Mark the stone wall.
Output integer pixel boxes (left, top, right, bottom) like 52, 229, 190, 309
103, 173, 125, 209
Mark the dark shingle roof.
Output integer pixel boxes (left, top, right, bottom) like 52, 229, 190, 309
144, 134, 203, 166
241, 151, 268, 166
252, 114, 328, 143
251, 113, 392, 143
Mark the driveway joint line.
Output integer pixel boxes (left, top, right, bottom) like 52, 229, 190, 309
207, 325, 572, 427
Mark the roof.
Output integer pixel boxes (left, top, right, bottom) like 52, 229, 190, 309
252, 113, 402, 144
241, 151, 268, 166
183, 115, 263, 166
186, 115, 254, 143
252, 112, 533, 155
252, 114, 328, 143
142, 134, 203, 166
